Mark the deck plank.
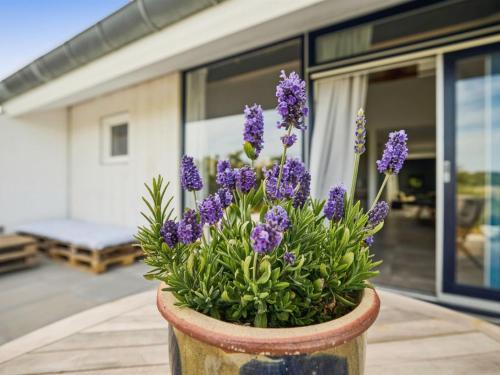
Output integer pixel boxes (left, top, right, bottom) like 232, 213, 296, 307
369, 318, 473, 343
83, 313, 165, 333
0, 345, 168, 375
43, 365, 170, 375
367, 332, 500, 367
367, 351, 500, 375
35, 329, 168, 352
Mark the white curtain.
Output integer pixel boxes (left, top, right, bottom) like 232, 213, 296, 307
316, 25, 372, 63
185, 68, 207, 122
310, 74, 368, 199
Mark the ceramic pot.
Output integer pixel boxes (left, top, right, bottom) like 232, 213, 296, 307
157, 283, 380, 375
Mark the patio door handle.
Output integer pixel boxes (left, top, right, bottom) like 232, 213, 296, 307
443, 160, 451, 183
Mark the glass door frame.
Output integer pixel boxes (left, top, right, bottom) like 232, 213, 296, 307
442, 42, 500, 302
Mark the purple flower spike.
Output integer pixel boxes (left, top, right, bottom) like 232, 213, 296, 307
180, 156, 203, 192
263, 164, 280, 200
368, 201, 389, 227
250, 224, 282, 254
160, 220, 178, 248
263, 158, 309, 203
281, 133, 298, 148
354, 109, 367, 155
324, 185, 346, 222
243, 104, 264, 158
235, 166, 256, 193
364, 236, 374, 247
376, 130, 408, 175
265, 206, 290, 231
217, 187, 233, 208
216, 160, 236, 189
199, 194, 223, 225
293, 170, 310, 208
276, 70, 308, 130
178, 209, 202, 244
284, 251, 296, 265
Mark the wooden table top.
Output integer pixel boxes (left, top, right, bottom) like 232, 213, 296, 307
0, 288, 499, 375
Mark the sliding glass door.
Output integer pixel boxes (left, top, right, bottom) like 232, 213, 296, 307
443, 43, 500, 300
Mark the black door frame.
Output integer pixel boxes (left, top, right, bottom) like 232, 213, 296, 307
443, 41, 500, 301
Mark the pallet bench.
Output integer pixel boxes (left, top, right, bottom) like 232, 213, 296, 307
15, 219, 141, 274
47, 241, 142, 274
0, 235, 38, 274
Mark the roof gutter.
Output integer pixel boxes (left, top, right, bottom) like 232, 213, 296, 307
0, 0, 223, 104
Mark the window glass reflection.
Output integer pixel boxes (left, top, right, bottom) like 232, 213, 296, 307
455, 53, 500, 290
184, 40, 302, 207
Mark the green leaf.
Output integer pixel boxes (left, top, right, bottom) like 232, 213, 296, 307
341, 252, 354, 267
257, 260, 271, 284
313, 278, 325, 291
254, 312, 267, 328
366, 221, 384, 236
259, 204, 268, 222
275, 282, 289, 290
243, 141, 257, 160
242, 256, 252, 281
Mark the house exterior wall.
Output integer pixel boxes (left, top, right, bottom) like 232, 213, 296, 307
68, 73, 181, 227
0, 109, 68, 232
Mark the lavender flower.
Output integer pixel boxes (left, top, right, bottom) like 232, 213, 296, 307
276, 70, 308, 130
281, 133, 298, 148
216, 160, 236, 189
293, 170, 311, 208
354, 108, 367, 154
364, 236, 374, 247
243, 104, 264, 158
250, 224, 283, 254
376, 130, 408, 175
281, 158, 307, 198
178, 209, 202, 244
217, 187, 233, 208
284, 251, 296, 265
265, 206, 290, 231
160, 220, 178, 248
180, 156, 203, 191
263, 158, 308, 202
199, 194, 223, 225
324, 185, 346, 222
368, 201, 389, 227
263, 163, 280, 200
235, 166, 256, 193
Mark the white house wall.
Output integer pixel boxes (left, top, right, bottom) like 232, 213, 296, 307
0, 109, 68, 232
69, 73, 180, 228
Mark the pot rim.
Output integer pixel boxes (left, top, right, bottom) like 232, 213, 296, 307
157, 283, 380, 355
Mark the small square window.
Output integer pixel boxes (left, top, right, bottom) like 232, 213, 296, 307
101, 113, 129, 164
111, 123, 128, 156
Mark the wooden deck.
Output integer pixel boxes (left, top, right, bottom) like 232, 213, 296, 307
0, 289, 499, 375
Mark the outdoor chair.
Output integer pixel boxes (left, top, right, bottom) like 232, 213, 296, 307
456, 198, 484, 270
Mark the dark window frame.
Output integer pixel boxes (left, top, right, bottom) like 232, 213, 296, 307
443, 41, 500, 302
308, 0, 500, 72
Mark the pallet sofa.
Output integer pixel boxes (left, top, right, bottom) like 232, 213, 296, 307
16, 219, 141, 274
0, 235, 38, 273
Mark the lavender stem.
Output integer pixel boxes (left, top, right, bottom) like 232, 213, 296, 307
370, 173, 390, 211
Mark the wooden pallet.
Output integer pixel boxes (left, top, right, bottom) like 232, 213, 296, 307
16, 232, 56, 253
0, 235, 39, 274
46, 241, 142, 274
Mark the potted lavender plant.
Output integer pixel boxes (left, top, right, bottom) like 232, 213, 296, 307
137, 71, 408, 375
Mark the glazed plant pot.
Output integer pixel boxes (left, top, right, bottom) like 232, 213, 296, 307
157, 283, 380, 375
